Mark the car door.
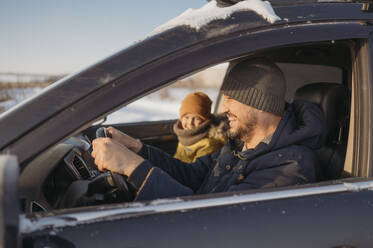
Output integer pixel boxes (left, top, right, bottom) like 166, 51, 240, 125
21, 180, 373, 248
16, 3, 373, 247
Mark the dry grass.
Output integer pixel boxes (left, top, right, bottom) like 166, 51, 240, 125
0, 75, 63, 103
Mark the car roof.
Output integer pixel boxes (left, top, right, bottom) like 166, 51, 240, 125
1, 1, 373, 163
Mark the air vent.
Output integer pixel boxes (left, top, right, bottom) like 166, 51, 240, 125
72, 156, 90, 179
31, 201, 47, 212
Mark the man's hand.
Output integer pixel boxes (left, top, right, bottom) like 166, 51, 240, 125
91, 137, 144, 177
106, 127, 143, 153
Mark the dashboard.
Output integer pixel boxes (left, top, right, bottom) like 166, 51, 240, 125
19, 137, 97, 212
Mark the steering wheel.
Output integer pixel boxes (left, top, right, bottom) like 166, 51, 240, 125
95, 127, 134, 202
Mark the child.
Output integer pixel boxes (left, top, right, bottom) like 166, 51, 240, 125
173, 92, 227, 163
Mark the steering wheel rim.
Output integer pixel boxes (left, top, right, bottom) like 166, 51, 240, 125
96, 127, 134, 202
108, 172, 134, 202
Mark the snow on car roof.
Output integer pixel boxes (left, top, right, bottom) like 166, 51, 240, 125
152, 0, 281, 35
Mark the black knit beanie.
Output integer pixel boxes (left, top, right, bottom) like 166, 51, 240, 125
220, 58, 286, 115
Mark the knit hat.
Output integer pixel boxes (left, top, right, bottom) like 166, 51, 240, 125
220, 58, 286, 115
180, 92, 212, 120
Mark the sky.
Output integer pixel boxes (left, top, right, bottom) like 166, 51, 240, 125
0, 0, 205, 75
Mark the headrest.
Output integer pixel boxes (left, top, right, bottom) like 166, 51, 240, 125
294, 83, 350, 143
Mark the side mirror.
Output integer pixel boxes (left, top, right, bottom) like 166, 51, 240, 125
0, 155, 20, 248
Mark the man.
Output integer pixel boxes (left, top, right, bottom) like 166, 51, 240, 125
91, 58, 327, 201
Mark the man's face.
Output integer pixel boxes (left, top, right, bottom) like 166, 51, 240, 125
221, 95, 258, 141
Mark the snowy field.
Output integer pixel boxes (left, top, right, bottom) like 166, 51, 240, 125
0, 87, 220, 124
104, 87, 219, 124
0, 87, 42, 112
0, 63, 226, 123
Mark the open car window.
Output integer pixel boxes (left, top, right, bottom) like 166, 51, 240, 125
19, 39, 361, 215
104, 63, 228, 124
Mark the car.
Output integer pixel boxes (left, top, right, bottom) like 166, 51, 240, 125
2, 0, 373, 247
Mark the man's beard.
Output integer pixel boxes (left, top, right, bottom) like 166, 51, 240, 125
228, 115, 257, 142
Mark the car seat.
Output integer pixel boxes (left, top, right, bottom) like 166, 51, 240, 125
294, 82, 350, 180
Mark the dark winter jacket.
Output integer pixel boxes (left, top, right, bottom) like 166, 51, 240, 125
127, 100, 327, 201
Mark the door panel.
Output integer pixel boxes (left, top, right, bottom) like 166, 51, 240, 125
26, 189, 373, 248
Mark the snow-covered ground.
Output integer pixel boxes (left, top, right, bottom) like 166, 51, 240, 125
1, 63, 226, 123
0, 73, 58, 83
0, 87, 42, 111
0, 86, 220, 124
104, 87, 219, 124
